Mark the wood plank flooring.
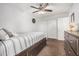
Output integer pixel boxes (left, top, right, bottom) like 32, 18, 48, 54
37, 39, 65, 56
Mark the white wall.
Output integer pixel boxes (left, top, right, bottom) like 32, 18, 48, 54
0, 4, 37, 33
0, 3, 56, 38
35, 17, 48, 33
58, 17, 69, 40
58, 3, 79, 40
47, 18, 57, 39
69, 4, 79, 30
35, 14, 69, 39
35, 15, 58, 39
0, 3, 72, 39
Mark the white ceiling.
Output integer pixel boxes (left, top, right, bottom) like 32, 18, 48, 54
0, 3, 73, 17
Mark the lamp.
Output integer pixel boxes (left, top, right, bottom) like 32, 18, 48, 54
68, 22, 77, 32
67, 13, 78, 32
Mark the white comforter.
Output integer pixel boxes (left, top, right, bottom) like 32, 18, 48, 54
0, 32, 47, 56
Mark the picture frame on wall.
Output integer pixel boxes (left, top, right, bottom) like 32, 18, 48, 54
71, 13, 75, 22
32, 18, 36, 23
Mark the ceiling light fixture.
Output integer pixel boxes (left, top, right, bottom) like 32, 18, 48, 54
37, 11, 45, 14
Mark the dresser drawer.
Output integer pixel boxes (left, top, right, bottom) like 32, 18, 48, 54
64, 40, 76, 56
68, 35, 77, 53
64, 32, 69, 40
67, 47, 76, 56
64, 31, 77, 54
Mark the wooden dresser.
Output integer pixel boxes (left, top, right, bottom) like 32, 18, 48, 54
64, 31, 79, 56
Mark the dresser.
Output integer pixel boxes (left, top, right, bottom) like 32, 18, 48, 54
64, 31, 79, 56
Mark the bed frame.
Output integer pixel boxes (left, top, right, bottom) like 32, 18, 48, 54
16, 38, 46, 56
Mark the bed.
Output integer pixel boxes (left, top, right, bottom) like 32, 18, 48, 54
0, 31, 47, 56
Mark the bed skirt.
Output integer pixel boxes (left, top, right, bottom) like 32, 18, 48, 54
16, 37, 46, 56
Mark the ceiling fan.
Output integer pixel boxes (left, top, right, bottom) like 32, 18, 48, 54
30, 3, 53, 13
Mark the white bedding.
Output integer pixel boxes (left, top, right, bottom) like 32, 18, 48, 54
0, 32, 47, 56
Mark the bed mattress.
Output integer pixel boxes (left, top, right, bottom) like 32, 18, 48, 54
0, 32, 47, 56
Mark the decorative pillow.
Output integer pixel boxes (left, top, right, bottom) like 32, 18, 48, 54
2, 28, 18, 37
0, 29, 9, 41
2, 28, 14, 37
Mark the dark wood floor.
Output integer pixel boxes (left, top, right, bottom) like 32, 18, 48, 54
38, 39, 65, 56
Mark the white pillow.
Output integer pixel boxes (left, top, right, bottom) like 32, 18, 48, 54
11, 32, 18, 37
2, 28, 14, 37
0, 29, 9, 41
2, 28, 18, 37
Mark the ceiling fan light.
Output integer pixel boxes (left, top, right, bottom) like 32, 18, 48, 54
37, 11, 45, 14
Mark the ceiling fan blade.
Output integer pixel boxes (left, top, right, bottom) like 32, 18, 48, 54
30, 6, 39, 9
44, 9, 52, 12
33, 11, 39, 13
